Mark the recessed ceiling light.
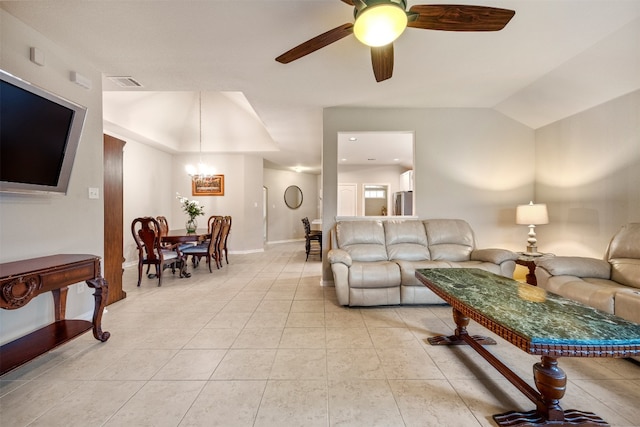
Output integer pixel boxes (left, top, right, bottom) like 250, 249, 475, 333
349, 137, 357, 141
393, 158, 400, 161
341, 158, 347, 161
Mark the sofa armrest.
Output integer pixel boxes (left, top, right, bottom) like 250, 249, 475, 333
328, 248, 352, 267
471, 248, 518, 265
537, 256, 611, 279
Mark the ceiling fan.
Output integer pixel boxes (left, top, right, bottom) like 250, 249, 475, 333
275, 0, 515, 82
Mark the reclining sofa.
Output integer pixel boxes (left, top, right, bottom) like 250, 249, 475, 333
535, 223, 640, 324
328, 219, 518, 306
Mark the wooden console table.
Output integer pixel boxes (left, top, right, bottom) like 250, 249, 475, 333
0, 254, 110, 376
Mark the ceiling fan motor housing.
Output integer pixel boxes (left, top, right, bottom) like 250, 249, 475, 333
353, 0, 407, 17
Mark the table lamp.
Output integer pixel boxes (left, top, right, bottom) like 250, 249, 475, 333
516, 201, 549, 256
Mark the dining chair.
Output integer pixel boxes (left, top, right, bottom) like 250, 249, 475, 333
216, 216, 232, 268
131, 217, 184, 286
222, 215, 232, 265
181, 216, 223, 273
302, 217, 322, 260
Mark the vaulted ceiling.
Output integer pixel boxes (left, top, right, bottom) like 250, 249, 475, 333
3, 1, 639, 174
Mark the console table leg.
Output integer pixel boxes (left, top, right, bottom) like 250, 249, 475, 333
427, 308, 497, 346
51, 286, 68, 322
86, 277, 110, 342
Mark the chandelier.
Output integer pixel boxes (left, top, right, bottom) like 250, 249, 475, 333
185, 92, 214, 177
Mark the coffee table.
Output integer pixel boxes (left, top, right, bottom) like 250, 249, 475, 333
416, 268, 640, 427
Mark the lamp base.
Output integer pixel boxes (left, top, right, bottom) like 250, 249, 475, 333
525, 245, 543, 257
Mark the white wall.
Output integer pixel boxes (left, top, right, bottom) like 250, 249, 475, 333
535, 90, 640, 257
120, 140, 266, 264
323, 107, 536, 283
338, 164, 406, 216
0, 11, 104, 344
115, 133, 174, 264
263, 168, 319, 242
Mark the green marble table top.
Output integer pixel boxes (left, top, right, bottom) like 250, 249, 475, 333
416, 268, 640, 348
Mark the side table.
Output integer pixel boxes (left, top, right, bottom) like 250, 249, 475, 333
516, 252, 554, 286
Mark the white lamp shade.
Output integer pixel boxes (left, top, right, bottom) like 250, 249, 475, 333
353, 4, 408, 47
516, 202, 549, 225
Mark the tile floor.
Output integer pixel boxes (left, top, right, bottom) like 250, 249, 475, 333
1, 242, 639, 427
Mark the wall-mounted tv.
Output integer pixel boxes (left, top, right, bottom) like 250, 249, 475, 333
0, 69, 87, 195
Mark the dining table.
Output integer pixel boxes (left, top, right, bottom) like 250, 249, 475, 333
161, 228, 210, 245
159, 229, 211, 277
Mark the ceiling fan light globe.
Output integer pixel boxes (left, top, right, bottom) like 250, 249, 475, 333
354, 4, 407, 47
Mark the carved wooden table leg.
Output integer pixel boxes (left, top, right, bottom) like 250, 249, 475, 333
428, 308, 497, 346
493, 356, 609, 426
86, 277, 110, 342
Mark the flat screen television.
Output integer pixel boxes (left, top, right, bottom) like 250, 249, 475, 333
0, 69, 87, 195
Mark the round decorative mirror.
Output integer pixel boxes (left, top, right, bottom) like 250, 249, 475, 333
284, 185, 303, 209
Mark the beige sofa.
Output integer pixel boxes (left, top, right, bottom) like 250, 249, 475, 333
328, 219, 518, 306
535, 223, 640, 324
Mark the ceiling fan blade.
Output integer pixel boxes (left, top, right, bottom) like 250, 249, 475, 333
407, 5, 515, 31
339, 0, 355, 5
371, 44, 394, 82
275, 23, 354, 64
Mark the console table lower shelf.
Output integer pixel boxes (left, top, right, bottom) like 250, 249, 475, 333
0, 254, 110, 376
416, 268, 640, 427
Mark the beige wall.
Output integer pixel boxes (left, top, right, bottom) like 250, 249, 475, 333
263, 168, 319, 243
0, 11, 104, 344
323, 107, 536, 283
535, 90, 640, 257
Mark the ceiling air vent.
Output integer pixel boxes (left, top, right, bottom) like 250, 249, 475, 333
107, 76, 143, 88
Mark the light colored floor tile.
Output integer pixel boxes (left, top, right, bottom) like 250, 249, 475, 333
326, 327, 374, 348
184, 328, 242, 349
285, 311, 325, 327
179, 380, 266, 426
232, 328, 284, 349
270, 349, 327, 380
245, 311, 289, 329
327, 348, 385, 380
152, 349, 227, 380
104, 380, 205, 426
3, 242, 640, 427
389, 379, 483, 427
254, 380, 328, 427
28, 380, 144, 427
328, 379, 404, 427
211, 349, 277, 380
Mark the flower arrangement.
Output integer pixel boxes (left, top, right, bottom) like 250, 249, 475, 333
176, 193, 205, 220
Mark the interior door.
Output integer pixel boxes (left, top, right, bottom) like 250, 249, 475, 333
103, 134, 126, 305
338, 184, 357, 216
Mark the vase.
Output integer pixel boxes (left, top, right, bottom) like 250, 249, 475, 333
186, 218, 197, 233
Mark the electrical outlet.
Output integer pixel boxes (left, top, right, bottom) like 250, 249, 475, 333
88, 187, 99, 199
77, 284, 84, 294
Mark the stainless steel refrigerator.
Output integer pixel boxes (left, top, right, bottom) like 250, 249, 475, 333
393, 191, 413, 215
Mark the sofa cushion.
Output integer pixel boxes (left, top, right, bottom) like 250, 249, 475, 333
542, 276, 626, 314
384, 220, 430, 261
424, 219, 474, 261
610, 258, 640, 289
537, 257, 611, 279
336, 220, 388, 262
607, 223, 640, 259
348, 261, 400, 288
